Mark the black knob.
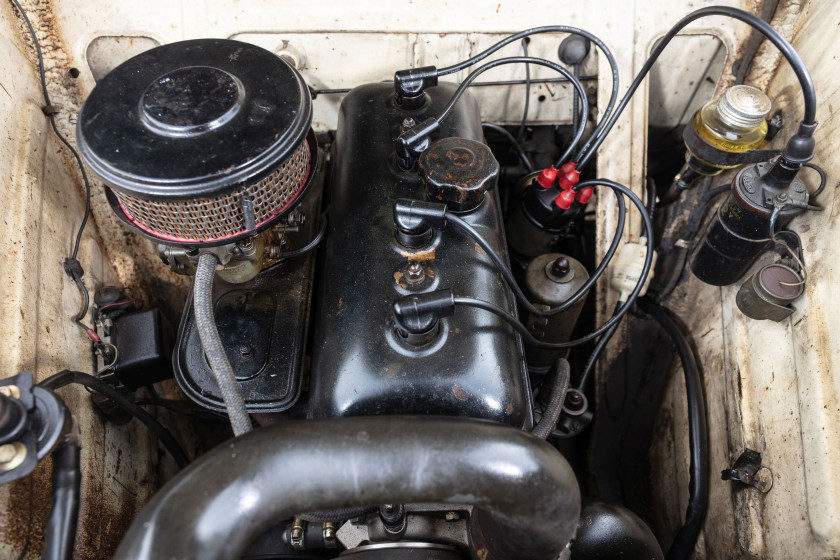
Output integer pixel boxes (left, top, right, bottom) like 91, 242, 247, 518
419, 137, 499, 212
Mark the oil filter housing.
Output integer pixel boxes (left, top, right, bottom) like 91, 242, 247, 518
77, 38, 315, 246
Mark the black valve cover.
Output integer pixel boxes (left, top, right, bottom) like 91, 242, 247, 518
309, 83, 532, 427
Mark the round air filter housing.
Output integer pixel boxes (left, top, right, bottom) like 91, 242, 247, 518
77, 39, 314, 247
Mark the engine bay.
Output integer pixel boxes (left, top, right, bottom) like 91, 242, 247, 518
0, 2, 834, 558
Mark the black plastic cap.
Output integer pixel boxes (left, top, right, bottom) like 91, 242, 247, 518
419, 137, 499, 212
394, 66, 438, 108
393, 290, 455, 335
781, 122, 818, 164
393, 198, 447, 236
77, 39, 312, 201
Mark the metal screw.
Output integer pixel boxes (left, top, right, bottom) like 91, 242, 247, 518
445, 511, 459, 521
776, 192, 789, 202
0, 443, 26, 472
406, 262, 425, 284
0, 386, 20, 399
323, 521, 337, 541
402, 117, 416, 129
239, 344, 252, 356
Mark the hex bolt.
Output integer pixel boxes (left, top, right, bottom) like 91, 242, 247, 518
0, 443, 26, 472
776, 192, 789, 203
406, 262, 426, 285
445, 511, 459, 521
239, 344, 252, 356
0, 386, 20, 399
402, 117, 416, 129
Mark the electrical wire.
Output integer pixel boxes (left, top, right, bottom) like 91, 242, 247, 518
452, 179, 653, 348
637, 299, 709, 560
445, 184, 626, 318
71, 275, 92, 332
96, 299, 140, 314
95, 342, 119, 375
436, 56, 588, 166
434, 25, 619, 169
9, 0, 95, 335
572, 63, 583, 131
481, 122, 536, 172
279, 216, 327, 259
518, 38, 531, 142
575, 301, 623, 391
575, 5, 818, 169
311, 75, 599, 96
262, 215, 328, 274
38, 370, 190, 469
802, 162, 827, 198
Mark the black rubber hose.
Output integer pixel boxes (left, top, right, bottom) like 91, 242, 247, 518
39, 371, 189, 469
533, 358, 571, 439
194, 253, 252, 436
42, 436, 81, 560
636, 299, 709, 560
575, 5, 817, 168
112, 416, 581, 560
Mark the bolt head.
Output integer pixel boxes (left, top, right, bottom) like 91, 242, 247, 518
402, 117, 416, 129
239, 344, 252, 356
445, 511, 459, 521
0, 386, 20, 399
0, 442, 26, 471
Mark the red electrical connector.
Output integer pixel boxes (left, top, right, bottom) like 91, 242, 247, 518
557, 162, 580, 190
554, 189, 576, 210
550, 161, 581, 209
575, 186, 594, 204
536, 167, 558, 189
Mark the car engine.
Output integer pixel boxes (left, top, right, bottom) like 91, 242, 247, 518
0, 2, 830, 559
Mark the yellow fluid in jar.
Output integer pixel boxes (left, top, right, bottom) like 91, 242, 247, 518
686, 100, 768, 176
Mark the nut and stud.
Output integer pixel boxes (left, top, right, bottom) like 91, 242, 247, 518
406, 262, 426, 285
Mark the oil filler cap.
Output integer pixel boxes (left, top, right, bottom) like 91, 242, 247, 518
419, 137, 499, 212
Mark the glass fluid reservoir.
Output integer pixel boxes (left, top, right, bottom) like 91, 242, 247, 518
687, 85, 772, 175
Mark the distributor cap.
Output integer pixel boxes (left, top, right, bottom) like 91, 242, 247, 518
77, 39, 312, 200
